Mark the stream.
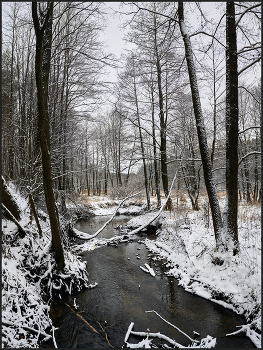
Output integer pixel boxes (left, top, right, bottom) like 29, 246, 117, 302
42, 214, 255, 348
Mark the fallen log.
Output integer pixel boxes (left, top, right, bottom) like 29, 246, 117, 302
2, 177, 21, 220
72, 191, 141, 240
2, 203, 26, 239
127, 173, 177, 236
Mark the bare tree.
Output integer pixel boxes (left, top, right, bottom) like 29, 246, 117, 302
178, 2, 224, 249
32, 2, 64, 271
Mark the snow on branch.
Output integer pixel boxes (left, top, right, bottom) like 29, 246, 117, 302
145, 310, 196, 343
2, 203, 26, 239
127, 173, 177, 236
123, 321, 217, 348
72, 191, 141, 240
140, 263, 155, 277
238, 151, 261, 166
226, 318, 261, 348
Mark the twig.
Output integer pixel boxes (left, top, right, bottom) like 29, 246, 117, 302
96, 321, 114, 348
52, 326, 58, 348
73, 191, 141, 240
64, 303, 98, 334
2, 320, 52, 339
145, 310, 197, 343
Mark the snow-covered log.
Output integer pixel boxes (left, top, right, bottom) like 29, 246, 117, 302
2, 203, 26, 238
127, 173, 177, 236
2, 176, 21, 220
72, 192, 141, 240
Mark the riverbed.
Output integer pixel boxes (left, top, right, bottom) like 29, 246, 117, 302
42, 215, 255, 348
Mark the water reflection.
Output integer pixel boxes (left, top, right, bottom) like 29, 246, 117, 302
43, 215, 255, 348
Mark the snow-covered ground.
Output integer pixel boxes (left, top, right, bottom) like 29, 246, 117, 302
72, 192, 261, 348
2, 184, 90, 348
142, 200, 261, 348
2, 187, 261, 348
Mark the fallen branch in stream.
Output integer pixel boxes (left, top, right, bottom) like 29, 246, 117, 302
226, 319, 261, 348
52, 326, 58, 348
72, 192, 141, 240
64, 303, 98, 334
96, 321, 114, 348
145, 310, 197, 343
126, 173, 177, 236
123, 321, 185, 348
123, 321, 216, 348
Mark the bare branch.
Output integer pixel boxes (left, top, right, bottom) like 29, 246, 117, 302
238, 151, 261, 166
128, 2, 179, 23
238, 126, 261, 135
189, 31, 226, 48
235, 3, 261, 27
238, 85, 261, 104
238, 56, 261, 75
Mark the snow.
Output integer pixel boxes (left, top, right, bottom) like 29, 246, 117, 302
143, 198, 261, 348
140, 263, 156, 277
70, 192, 260, 347
2, 185, 261, 348
2, 183, 90, 348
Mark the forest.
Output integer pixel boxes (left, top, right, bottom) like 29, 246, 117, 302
2, 2, 261, 349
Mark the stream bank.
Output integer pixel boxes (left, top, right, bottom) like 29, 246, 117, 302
42, 214, 256, 348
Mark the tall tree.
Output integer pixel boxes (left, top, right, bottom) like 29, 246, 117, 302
223, 2, 239, 254
178, 2, 224, 249
32, 2, 64, 271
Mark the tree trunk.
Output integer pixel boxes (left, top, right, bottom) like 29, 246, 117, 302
153, 16, 171, 210
150, 74, 161, 209
132, 63, 151, 210
178, 2, 223, 249
223, 2, 239, 255
27, 188, 42, 236
32, 2, 64, 271
2, 176, 21, 221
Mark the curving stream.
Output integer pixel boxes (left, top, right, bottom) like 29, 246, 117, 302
42, 215, 255, 348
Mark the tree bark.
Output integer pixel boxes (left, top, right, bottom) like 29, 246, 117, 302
2, 177, 21, 221
223, 2, 239, 254
132, 57, 151, 210
2, 203, 26, 238
178, 2, 223, 248
153, 14, 171, 210
27, 188, 42, 236
32, 2, 64, 271
150, 73, 161, 209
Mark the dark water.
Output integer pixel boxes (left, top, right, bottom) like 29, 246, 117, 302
43, 215, 255, 348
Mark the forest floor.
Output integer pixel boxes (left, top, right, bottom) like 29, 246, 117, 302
1, 186, 261, 348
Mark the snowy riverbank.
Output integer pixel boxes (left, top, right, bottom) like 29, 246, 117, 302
71, 194, 261, 348
2, 187, 261, 348
142, 205, 261, 348
2, 184, 90, 348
